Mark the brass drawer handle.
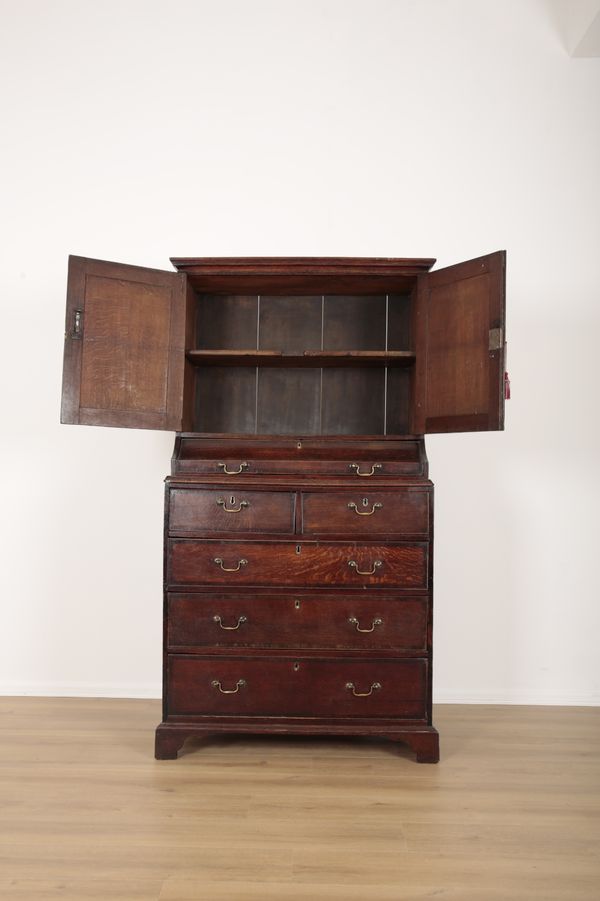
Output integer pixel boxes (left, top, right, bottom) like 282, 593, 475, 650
349, 463, 382, 477
214, 557, 248, 572
216, 498, 250, 513
217, 462, 249, 475
348, 559, 383, 576
347, 501, 383, 516
348, 616, 383, 633
346, 681, 381, 697
213, 614, 247, 630
212, 678, 246, 694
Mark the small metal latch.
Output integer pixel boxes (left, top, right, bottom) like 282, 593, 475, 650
489, 328, 503, 351
72, 309, 83, 338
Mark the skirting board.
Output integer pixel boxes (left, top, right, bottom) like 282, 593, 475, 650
0, 682, 599, 706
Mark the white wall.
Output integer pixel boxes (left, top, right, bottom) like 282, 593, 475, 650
1, 0, 598, 704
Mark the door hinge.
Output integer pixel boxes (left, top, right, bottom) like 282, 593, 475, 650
489, 328, 503, 351
71, 309, 83, 339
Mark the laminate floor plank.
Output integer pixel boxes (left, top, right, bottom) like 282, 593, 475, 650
0, 698, 598, 900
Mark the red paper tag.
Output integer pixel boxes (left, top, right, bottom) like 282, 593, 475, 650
504, 371, 511, 400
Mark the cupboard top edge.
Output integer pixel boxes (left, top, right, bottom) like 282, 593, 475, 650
169, 257, 437, 272
170, 257, 436, 294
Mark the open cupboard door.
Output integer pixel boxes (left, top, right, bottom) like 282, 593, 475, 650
61, 256, 187, 430
411, 251, 506, 435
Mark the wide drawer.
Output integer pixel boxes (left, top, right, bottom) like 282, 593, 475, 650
169, 488, 295, 535
173, 438, 426, 477
183, 459, 421, 477
302, 489, 429, 537
168, 540, 429, 588
167, 655, 427, 718
167, 593, 428, 651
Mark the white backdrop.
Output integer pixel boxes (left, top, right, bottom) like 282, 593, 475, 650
1, 0, 598, 704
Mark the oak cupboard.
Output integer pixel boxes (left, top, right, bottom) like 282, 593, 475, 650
61, 253, 507, 763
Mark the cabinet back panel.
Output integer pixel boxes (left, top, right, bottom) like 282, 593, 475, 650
192, 366, 411, 435
388, 294, 412, 350
322, 368, 385, 435
192, 294, 412, 353
257, 368, 321, 434
196, 295, 258, 350
195, 367, 256, 434
258, 296, 322, 352
323, 296, 386, 350
386, 367, 411, 435
191, 292, 414, 434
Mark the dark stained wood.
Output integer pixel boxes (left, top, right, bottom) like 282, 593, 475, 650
387, 293, 412, 350
301, 488, 429, 537
386, 366, 412, 435
167, 540, 429, 588
196, 294, 258, 349
321, 368, 385, 435
155, 720, 439, 762
412, 251, 506, 434
259, 296, 322, 352
322, 295, 386, 350
169, 257, 436, 295
185, 350, 416, 367
169, 488, 296, 535
167, 655, 428, 719
167, 593, 429, 652
181, 278, 198, 432
257, 368, 321, 435
61, 255, 187, 430
170, 436, 428, 477
194, 366, 256, 434
59, 251, 506, 765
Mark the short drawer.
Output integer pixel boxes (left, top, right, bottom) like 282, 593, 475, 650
169, 488, 295, 535
168, 540, 429, 589
167, 593, 429, 651
167, 655, 427, 719
302, 489, 429, 537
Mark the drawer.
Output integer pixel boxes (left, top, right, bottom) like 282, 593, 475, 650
167, 593, 429, 651
169, 488, 295, 535
168, 540, 429, 589
172, 438, 426, 478
302, 489, 429, 537
185, 459, 421, 477
167, 655, 427, 719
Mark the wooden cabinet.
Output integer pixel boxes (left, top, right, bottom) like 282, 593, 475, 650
61, 253, 507, 763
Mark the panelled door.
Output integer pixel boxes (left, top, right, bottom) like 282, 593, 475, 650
61, 256, 187, 430
412, 250, 506, 434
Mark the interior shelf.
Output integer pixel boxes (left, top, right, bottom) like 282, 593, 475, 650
186, 350, 416, 368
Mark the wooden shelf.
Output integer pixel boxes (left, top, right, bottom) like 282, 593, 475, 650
186, 350, 415, 368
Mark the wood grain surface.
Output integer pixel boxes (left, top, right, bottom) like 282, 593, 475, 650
1, 699, 598, 900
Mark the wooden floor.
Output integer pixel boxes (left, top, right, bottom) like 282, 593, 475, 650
0, 699, 598, 900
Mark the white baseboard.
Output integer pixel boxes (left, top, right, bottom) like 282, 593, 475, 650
0, 683, 598, 706
0, 682, 161, 699
434, 688, 600, 706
